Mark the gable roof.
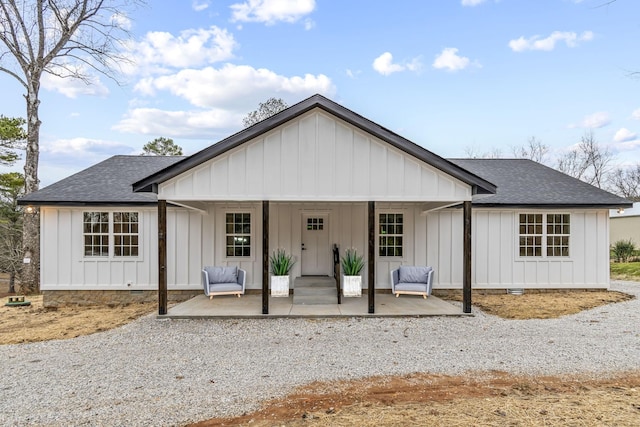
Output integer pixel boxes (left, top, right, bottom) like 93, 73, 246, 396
450, 158, 632, 208
132, 94, 497, 195
19, 155, 184, 206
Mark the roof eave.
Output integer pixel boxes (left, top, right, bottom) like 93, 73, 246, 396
133, 94, 497, 195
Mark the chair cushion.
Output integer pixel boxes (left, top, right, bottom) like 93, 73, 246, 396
395, 283, 428, 293
208, 283, 243, 293
205, 266, 238, 284
398, 266, 431, 284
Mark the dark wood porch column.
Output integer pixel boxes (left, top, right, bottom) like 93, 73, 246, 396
262, 200, 269, 314
368, 201, 375, 314
158, 199, 168, 315
463, 200, 472, 314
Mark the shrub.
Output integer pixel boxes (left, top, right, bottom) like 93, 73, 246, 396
341, 248, 365, 276
269, 249, 295, 275
611, 239, 636, 263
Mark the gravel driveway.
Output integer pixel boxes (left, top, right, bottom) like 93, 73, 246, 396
1, 281, 639, 426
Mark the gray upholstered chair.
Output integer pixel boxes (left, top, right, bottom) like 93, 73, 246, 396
202, 266, 246, 299
390, 266, 434, 299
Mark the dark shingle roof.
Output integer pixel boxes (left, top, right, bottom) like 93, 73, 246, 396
449, 158, 631, 208
19, 155, 185, 205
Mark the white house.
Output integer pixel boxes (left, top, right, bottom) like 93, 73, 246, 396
20, 95, 631, 314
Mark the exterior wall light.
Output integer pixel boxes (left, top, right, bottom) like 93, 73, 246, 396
25, 206, 36, 214
617, 208, 625, 214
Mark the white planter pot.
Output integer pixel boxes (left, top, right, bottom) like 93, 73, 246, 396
343, 275, 362, 297
271, 275, 290, 297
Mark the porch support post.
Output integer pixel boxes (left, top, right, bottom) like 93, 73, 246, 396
158, 199, 168, 315
368, 201, 375, 314
262, 200, 269, 315
463, 200, 472, 314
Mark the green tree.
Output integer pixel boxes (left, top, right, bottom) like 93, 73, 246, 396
0, 115, 26, 165
243, 97, 289, 128
0, 0, 143, 293
142, 137, 183, 156
0, 172, 25, 293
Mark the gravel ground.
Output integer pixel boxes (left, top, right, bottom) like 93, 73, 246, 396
1, 281, 639, 427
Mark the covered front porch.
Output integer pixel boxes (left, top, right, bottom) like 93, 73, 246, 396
160, 291, 466, 318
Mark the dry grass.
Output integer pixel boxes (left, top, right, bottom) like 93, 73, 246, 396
446, 290, 634, 319
190, 372, 640, 427
0, 294, 156, 345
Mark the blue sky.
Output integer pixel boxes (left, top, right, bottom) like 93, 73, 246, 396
2, 0, 640, 187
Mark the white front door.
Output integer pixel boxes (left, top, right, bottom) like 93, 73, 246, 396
301, 213, 330, 276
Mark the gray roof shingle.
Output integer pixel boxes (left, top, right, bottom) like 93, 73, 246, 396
19, 155, 184, 205
450, 158, 631, 207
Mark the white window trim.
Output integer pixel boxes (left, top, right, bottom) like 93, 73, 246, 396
377, 211, 405, 259
82, 210, 142, 260
517, 212, 571, 259
224, 209, 254, 261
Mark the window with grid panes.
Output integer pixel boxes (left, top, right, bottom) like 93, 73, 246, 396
379, 213, 403, 257
83, 212, 109, 256
518, 214, 542, 257
518, 213, 570, 257
113, 212, 139, 257
546, 214, 570, 257
226, 213, 251, 257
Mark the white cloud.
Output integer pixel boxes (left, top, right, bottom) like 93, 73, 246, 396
303, 18, 315, 30
230, 0, 316, 25
42, 137, 133, 156
41, 68, 109, 98
124, 27, 237, 75
461, 0, 487, 6
569, 111, 611, 129
614, 128, 637, 143
372, 52, 422, 76
632, 108, 640, 120
581, 112, 611, 129
113, 108, 243, 138
192, 0, 210, 11
432, 48, 473, 72
346, 69, 361, 79
111, 12, 132, 30
509, 31, 594, 52
136, 63, 335, 109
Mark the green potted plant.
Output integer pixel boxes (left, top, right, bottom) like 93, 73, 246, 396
341, 248, 364, 297
269, 249, 295, 297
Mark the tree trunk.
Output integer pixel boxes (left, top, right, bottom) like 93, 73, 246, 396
9, 271, 15, 294
18, 87, 41, 295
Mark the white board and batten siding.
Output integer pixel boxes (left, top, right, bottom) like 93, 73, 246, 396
40, 206, 204, 291
427, 208, 611, 289
157, 109, 471, 203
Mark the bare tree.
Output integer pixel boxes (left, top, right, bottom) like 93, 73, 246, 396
609, 164, 640, 200
556, 130, 612, 188
0, 0, 143, 293
463, 146, 503, 159
243, 97, 289, 128
511, 136, 549, 164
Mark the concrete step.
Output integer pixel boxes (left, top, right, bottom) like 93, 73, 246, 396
293, 293, 338, 305
294, 287, 336, 297
293, 276, 338, 305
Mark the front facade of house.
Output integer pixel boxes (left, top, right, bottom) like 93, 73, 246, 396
21, 95, 630, 312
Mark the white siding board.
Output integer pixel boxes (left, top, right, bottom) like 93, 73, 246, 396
158, 110, 471, 202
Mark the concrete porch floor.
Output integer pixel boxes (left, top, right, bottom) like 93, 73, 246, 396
160, 293, 468, 319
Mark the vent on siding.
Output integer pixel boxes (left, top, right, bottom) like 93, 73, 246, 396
507, 288, 524, 295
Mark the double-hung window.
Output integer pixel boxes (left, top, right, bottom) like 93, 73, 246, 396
83, 211, 139, 258
226, 213, 251, 257
379, 213, 403, 257
518, 213, 570, 258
